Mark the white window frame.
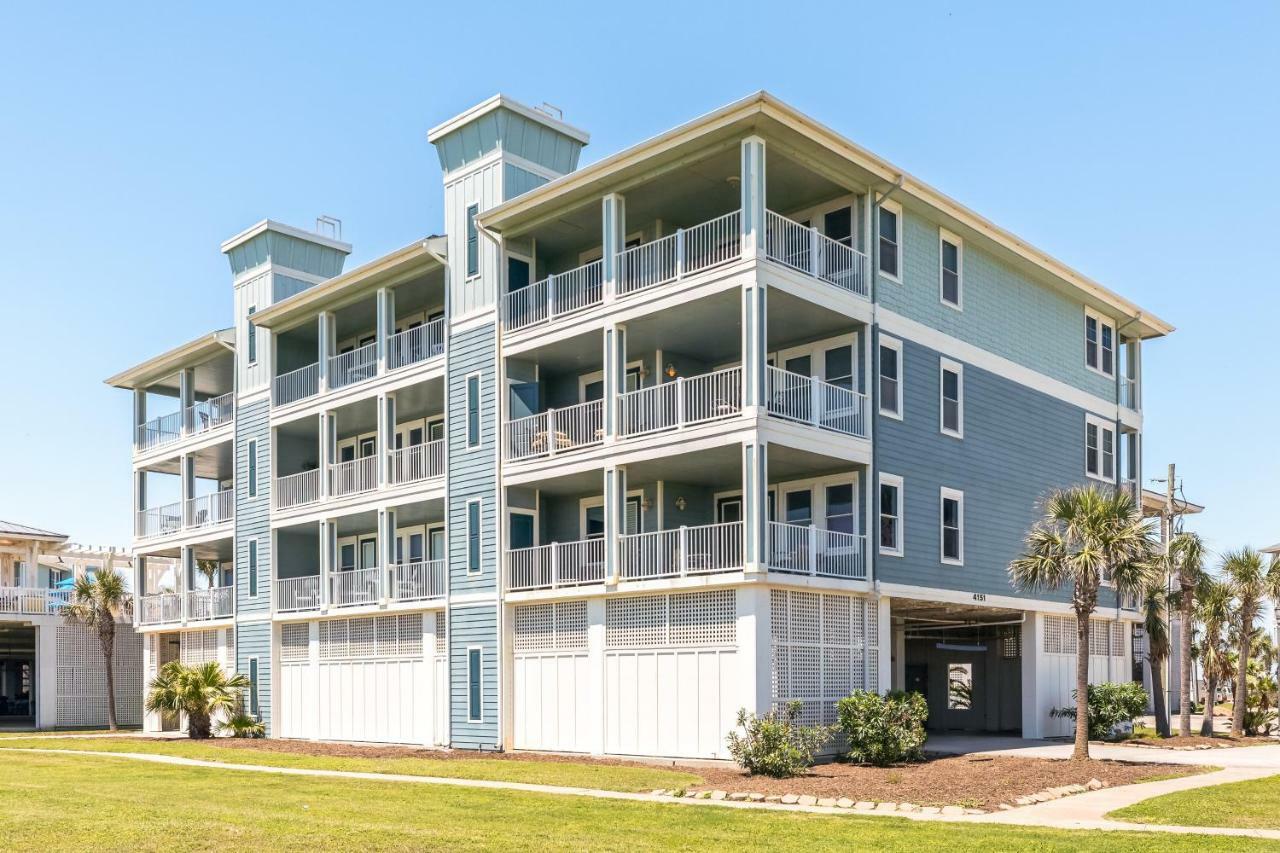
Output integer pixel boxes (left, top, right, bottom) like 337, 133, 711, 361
247, 538, 259, 598
246, 305, 258, 365
247, 439, 258, 498
466, 645, 483, 722
878, 473, 904, 557
938, 229, 963, 310
878, 335, 903, 420
1084, 307, 1116, 378
877, 199, 903, 283
939, 358, 964, 439
1084, 414, 1117, 483
465, 371, 482, 450
579, 491, 644, 539
940, 487, 964, 566
465, 203, 480, 281
466, 498, 482, 575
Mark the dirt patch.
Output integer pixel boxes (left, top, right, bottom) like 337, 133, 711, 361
686, 754, 1203, 809
1107, 734, 1277, 750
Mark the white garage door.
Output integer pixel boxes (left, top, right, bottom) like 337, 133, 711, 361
605, 589, 737, 759
512, 601, 592, 752
1040, 616, 1128, 737
278, 613, 442, 745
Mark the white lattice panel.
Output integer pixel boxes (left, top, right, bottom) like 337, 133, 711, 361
514, 604, 555, 653
606, 595, 667, 648
180, 630, 218, 666
319, 615, 423, 660
56, 621, 143, 727
398, 615, 423, 656
280, 623, 310, 663
771, 590, 877, 722
435, 612, 447, 655
669, 590, 735, 646
555, 601, 588, 651
1045, 616, 1124, 657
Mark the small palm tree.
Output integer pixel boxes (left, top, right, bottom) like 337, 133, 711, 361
1142, 582, 1173, 737
1168, 532, 1206, 737
1009, 485, 1159, 759
61, 568, 134, 731
1221, 548, 1270, 736
145, 660, 249, 739
1196, 576, 1232, 736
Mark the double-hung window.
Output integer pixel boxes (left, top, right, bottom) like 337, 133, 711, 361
878, 201, 902, 280
939, 230, 962, 309
465, 204, 480, 279
940, 488, 964, 565
1085, 308, 1115, 377
940, 359, 963, 438
879, 473, 903, 556
879, 336, 903, 419
1085, 415, 1116, 481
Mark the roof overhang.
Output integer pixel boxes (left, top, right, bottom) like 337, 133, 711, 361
220, 218, 352, 256
1140, 488, 1205, 517
251, 236, 446, 333
480, 91, 1173, 340
105, 329, 235, 391
1261, 543, 1280, 555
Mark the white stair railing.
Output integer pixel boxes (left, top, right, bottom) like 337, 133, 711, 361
328, 342, 378, 390
504, 399, 603, 461
274, 363, 319, 406
274, 469, 321, 509
766, 521, 867, 580
188, 392, 235, 435
389, 560, 446, 601
764, 210, 869, 298
387, 317, 446, 370
502, 259, 604, 331
328, 456, 378, 497
618, 366, 743, 437
330, 567, 382, 607
136, 411, 182, 451
389, 438, 445, 485
506, 538, 607, 591
275, 576, 321, 612
765, 366, 868, 438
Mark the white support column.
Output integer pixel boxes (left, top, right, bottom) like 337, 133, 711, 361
737, 585, 771, 716
317, 311, 335, 392
741, 283, 767, 412
382, 393, 397, 486
603, 465, 626, 583
877, 596, 892, 694
180, 545, 194, 624
601, 193, 626, 300
892, 619, 906, 691
318, 411, 334, 500
740, 136, 767, 259
602, 323, 626, 438
586, 597, 607, 754
178, 367, 195, 435
132, 388, 147, 449
319, 519, 334, 610
376, 393, 389, 488
1021, 611, 1044, 738
379, 507, 395, 602
742, 440, 768, 573
35, 623, 57, 730
375, 286, 392, 374
179, 453, 194, 527
133, 469, 147, 537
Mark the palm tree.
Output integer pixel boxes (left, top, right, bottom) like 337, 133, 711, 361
1168, 532, 1206, 737
1222, 548, 1269, 736
61, 568, 134, 731
1142, 583, 1172, 737
145, 660, 250, 739
1009, 485, 1159, 759
1196, 576, 1232, 736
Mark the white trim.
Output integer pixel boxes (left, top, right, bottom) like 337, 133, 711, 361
877, 198, 903, 283
878, 335, 904, 420
247, 439, 259, 498
465, 371, 483, 450
466, 498, 483, 575
220, 219, 352, 255
464, 202, 481, 281
939, 358, 964, 439
939, 487, 964, 566
578, 490, 643, 538
878, 473, 904, 557
1084, 414, 1117, 483
939, 227, 963, 311
1084, 306, 1116, 379
507, 507, 538, 548
427, 93, 590, 146
466, 644, 483, 723
247, 537, 260, 598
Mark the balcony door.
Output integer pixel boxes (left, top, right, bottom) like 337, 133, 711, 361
509, 512, 536, 550
359, 537, 378, 571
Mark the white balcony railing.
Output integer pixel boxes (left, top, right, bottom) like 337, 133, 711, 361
188, 392, 235, 436
502, 259, 604, 331
136, 411, 183, 452
329, 456, 378, 498
185, 489, 234, 529
765, 366, 869, 438
138, 591, 182, 625
328, 342, 378, 391
276, 576, 321, 613
767, 521, 867, 580
617, 210, 742, 295
506, 538, 607, 591
764, 210, 869, 298
0, 587, 69, 616
330, 567, 382, 607
387, 317, 446, 370
274, 362, 320, 406
137, 501, 183, 539
186, 586, 234, 621
389, 560, 446, 602
389, 439, 445, 485
619, 521, 744, 581
618, 366, 742, 437
275, 469, 321, 509
505, 399, 604, 461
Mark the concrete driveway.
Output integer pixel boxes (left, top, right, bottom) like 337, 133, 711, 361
926, 732, 1280, 768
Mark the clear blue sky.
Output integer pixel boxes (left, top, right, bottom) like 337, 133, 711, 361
1, 2, 1275, 562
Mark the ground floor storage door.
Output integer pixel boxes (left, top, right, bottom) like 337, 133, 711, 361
604, 590, 738, 759
277, 613, 436, 745
512, 601, 592, 753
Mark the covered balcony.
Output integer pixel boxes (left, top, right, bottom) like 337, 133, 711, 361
135, 540, 234, 627
133, 440, 234, 543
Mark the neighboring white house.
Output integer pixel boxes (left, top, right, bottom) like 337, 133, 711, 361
0, 521, 151, 729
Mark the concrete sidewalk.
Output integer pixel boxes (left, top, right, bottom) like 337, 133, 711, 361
926, 732, 1280, 769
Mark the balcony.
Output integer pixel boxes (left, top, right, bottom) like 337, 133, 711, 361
137, 586, 233, 626
389, 439, 445, 486
135, 391, 236, 454
276, 575, 322, 613
329, 456, 378, 499
507, 538, 607, 591
275, 363, 320, 407
136, 488, 233, 540
330, 566, 382, 608
505, 400, 604, 462
0, 587, 69, 616
763, 210, 868, 298
765, 367, 868, 438
766, 521, 867, 580
389, 559, 446, 602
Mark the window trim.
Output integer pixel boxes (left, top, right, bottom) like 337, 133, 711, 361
247, 538, 259, 598
467, 645, 483, 722
465, 203, 480, 280
938, 228, 963, 310
1084, 414, 1117, 483
939, 358, 964, 439
878, 473, 904, 557
247, 439, 258, 498
1084, 307, 1116, 378
877, 199, 903, 283
940, 487, 964, 566
878, 335, 904, 420
246, 305, 258, 365
466, 499, 482, 575
465, 372, 482, 449
248, 657, 259, 717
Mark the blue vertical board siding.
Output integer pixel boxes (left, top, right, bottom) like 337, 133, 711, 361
225, 231, 346, 278
876, 209, 1115, 401
873, 331, 1119, 608
235, 621, 272, 730
503, 163, 550, 201
235, 398, 271, 615
435, 106, 584, 175
446, 320, 500, 747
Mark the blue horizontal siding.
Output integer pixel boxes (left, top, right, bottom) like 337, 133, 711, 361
235, 398, 271, 615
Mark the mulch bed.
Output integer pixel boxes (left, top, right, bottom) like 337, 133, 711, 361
686, 754, 1202, 809
1108, 734, 1278, 749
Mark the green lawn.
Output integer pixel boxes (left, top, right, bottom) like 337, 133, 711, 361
1, 752, 1272, 852
0, 736, 698, 792
1109, 773, 1280, 830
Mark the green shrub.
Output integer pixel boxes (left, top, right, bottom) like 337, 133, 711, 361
835, 690, 928, 767
1242, 669, 1278, 736
726, 700, 833, 778
218, 712, 266, 738
1050, 681, 1148, 740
